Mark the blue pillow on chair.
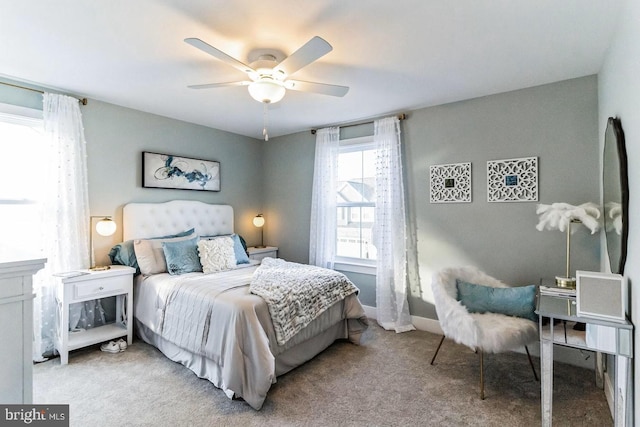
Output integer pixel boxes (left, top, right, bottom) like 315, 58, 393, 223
456, 279, 537, 322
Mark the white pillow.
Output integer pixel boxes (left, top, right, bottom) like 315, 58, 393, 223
134, 233, 195, 275
197, 236, 236, 274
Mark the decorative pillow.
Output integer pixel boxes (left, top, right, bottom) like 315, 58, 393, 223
134, 231, 196, 275
162, 236, 202, 275
200, 234, 250, 264
109, 228, 195, 275
197, 236, 236, 274
456, 279, 537, 322
109, 241, 139, 273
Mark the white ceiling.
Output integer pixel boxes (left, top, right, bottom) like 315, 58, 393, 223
0, 1, 622, 140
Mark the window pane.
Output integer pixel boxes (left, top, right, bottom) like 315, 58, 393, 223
336, 207, 377, 260
0, 120, 45, 201
0, 117, 46, 258
0, 203, 45, 258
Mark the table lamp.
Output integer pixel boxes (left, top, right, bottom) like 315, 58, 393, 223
90, 216, 117, 270
253, 214, 266, 248
535, 202, 600, 288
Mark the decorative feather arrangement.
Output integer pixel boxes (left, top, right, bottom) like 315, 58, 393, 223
535, 202, 601, 234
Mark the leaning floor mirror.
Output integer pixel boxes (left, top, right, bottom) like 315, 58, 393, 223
602, 117, 629, 274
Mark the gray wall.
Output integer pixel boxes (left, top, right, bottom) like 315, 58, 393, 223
264, 75, 601, 320
82, 100, 264, 264
0, 79, 264, 265
598, 0, 640, 413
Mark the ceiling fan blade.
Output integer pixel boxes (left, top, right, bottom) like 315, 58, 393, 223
185, 38, 255, 75
187, 81, 251, 90
285, 80, 349, 97
274, 36, 333, 77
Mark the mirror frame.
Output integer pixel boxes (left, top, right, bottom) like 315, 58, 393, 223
603, 117, 629, 274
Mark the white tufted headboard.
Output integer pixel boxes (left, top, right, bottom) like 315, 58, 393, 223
122, 200, 234, 240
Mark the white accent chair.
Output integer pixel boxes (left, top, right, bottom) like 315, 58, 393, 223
430, 266, 539, 399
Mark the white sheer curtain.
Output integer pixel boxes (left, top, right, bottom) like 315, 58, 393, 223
32, 93, 94, 361
309, 126, 340, 269
373, 116, 415, 333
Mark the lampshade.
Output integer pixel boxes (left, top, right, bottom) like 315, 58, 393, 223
95, 217, 117, 236
248, 79, 286, 104
253, 214, 265, 228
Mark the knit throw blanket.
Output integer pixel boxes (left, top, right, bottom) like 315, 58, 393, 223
250, 258, 359, 346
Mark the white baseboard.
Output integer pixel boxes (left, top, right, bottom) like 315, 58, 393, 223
363, 305, 443, 335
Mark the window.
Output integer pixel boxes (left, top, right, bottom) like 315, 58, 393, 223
336, 136, 377, 263
0, 104, 46, 258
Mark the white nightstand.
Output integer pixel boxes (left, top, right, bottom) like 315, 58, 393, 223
54, 265, 134, 364
247, 246, 278, 262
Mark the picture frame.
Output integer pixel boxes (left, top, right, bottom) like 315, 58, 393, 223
429, 162, 472, 203
142, 152, 220, 192
487, 157, 537, 202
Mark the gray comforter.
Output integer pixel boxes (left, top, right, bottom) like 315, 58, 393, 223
134, 263, 368, 410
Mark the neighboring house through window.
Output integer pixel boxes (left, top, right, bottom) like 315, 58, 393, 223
336, 135, 377, 266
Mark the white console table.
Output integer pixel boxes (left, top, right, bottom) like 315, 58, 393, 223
536, 293, 633, 427
0, 257, 46, 404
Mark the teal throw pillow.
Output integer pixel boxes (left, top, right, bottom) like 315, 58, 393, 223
232, 234, 250, 264
162, 236, 202, 275
109, 241, 139, 274
456, 279, 537, 322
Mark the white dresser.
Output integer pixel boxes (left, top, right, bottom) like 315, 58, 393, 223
0, 257, 46, 404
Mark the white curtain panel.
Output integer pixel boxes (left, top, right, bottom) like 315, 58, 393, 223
309, 127, 340, 269
373, 117, 415, 333
32, 93, 92, 361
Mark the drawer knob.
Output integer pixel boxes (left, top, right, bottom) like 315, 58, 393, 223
99, 286, 104, 291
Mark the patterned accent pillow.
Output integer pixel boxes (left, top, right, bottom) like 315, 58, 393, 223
200, 234, 250, 264
162, 236, 202, 275
197, 236, 236, 274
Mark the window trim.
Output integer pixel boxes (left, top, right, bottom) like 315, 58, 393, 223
0, 102, 43, 121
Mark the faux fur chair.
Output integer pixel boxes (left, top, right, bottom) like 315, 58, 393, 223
430, 266, 539, 399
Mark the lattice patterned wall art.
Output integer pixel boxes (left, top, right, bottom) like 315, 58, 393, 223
487, 157, 538, 202
429, 162, 472, 203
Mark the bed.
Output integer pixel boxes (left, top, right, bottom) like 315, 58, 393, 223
119, 200, 368, 410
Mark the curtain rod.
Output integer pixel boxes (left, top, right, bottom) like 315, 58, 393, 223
310, 113, 407, 135
0, 81, 88, 105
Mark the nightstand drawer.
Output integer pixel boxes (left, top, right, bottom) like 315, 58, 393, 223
72, 275, 130, 301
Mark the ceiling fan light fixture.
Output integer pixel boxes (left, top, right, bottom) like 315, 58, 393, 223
248, 79, 286, 104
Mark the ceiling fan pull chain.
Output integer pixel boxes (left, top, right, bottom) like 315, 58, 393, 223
262, 103, 269, 141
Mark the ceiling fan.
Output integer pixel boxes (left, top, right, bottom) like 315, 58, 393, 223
184, 36, 349, 105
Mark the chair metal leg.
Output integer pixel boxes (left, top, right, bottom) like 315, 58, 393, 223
524, 345, 539, 381
430, 335, 446, 365
479, 350, 485, 400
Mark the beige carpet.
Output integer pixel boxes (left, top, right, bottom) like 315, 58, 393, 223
33, 322, 612, 427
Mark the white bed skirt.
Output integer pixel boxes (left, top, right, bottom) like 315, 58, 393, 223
135, 318, 348, 397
